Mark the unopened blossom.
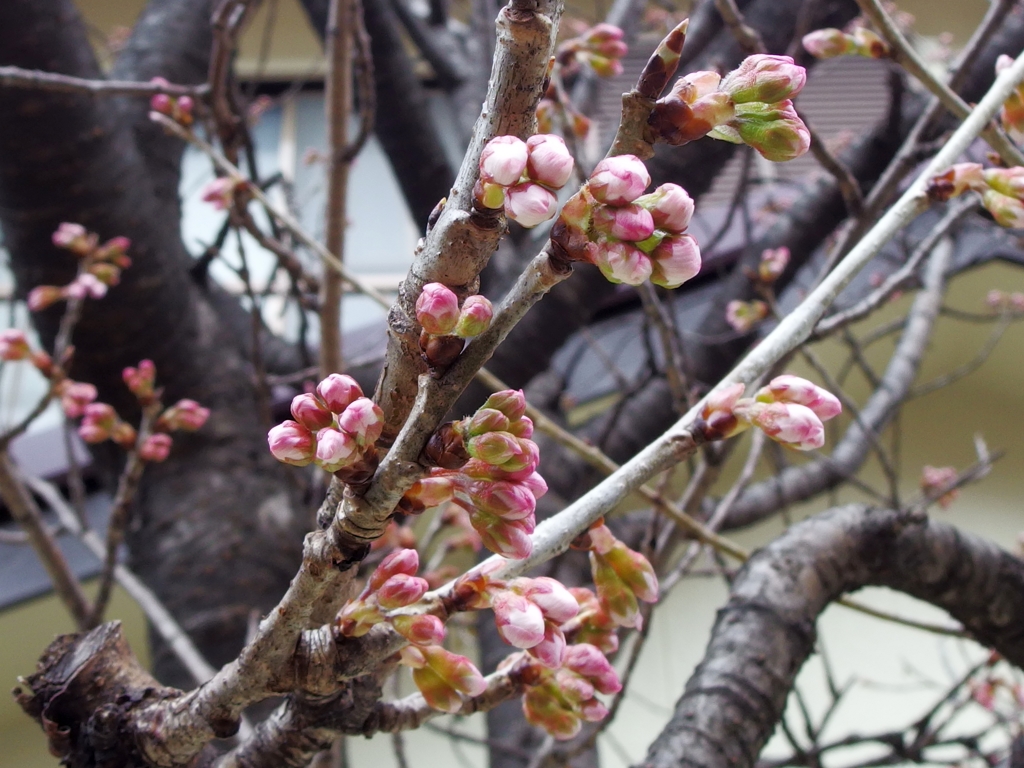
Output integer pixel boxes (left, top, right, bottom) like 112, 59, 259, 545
526, 134, 574, 189
51, 222, 95, 255
698, 382, 747, 442
403, 645, 488, 713
505, 183, 559, 228
479, 135, 529, 186
997, 54, 1024, 141
391, 614, 446, 646
982, 189, 1024, 228
0, 329, 30, 361
758, 375, 842, 421
472, 510, 534, 559
594, 240, 653, 285
87, 263, 121, 288
732, 100, 810, 162
123, 360, 156, 401
95, 236, 131, 267
159, 399, 211, 432
315, 427, 358, 471
483, 389, 527, 421
201, 176, 240, 210
758, 246, 790, 283
650, 234, 701, 289
588, 155, 651, 206
139, 433, 173, 463
593, 203, 655, 242
65, 273, 108, 300
921, 465, 959, 508
725, 299, 769, 332
267, 420, 316, 466
290, 393, 334, 431
802, 28, 855, 58
634, 183, 694, 233
399, 476, 457, 514
27, 285, 64, 312
516, 577, 579, 623
336, 397, 384, 446
720, 54, 806, 105
60, 381, 98, 418
983, 166, 1024, 198
733, 401, 825, 451
369, 548, 421, 590
493, 590, 546, 648
316, 373, 362, 414
376, 573, 429, 610
416, 282, 460, 335
585, 523, 658, 628
78, 403, 118, 444
453, 295, 493, 338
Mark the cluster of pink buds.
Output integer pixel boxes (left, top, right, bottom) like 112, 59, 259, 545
337, 549, 446, 646
802, 26, 890, 60
28, 224, 132, 312
573, 522, 658, 629
555, 23, 628, 78
986, 290, 1024, 313
0, 329, 53, 373
725, 299, 769, 333
267, 373, 384, 485
148, 78, 194, 126
552, 156, 702, 288
928, 163, 1024, 228
414, 282, 493, 368
647, 55, 810, 162
400, 643, 489, 713
700, 375, 842, 451
401, 390, 546, 559
920, 465, 959, 508
475, 134, 575, 227
997, 55, 1024, 143
518, 643, 622, 739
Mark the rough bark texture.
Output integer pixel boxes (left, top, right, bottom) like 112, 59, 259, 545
640, 505, 1024, 768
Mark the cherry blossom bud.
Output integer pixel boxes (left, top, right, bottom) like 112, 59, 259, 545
87, 263, 121, 287
497, 438, 539, 474
315, 427, 358, 470
493, 590, 546, 648
721, 55, 806, 104
579, 698, 609, 722
982, 189, 1024, 228
467, 408, 511, 436
588, 155, 651, 205
725, 299, 769, 333
424, 645, 488, 697
0, 329, 30, 361
604, 544, 659, 604
268, 420, 316, 466
316, 373, 363, 414
27, 285, 63, 311
160, 399, 211, 431
758, 246, 790, 282
927, 163, 984, 201
402, 476, 456, 512
337, 397, 384, 446
563, 643, 622, 694
802, 28, 854, 58
139, 433, 173, 462
634, 183, 694, 233
377, 573, 429, 609
505, 182, 559, 228
526, 134, 574, 189
453, 295, 493, 338
150, 93, 173, 115
122, 359, 156, 400
759, 375, 842, 421
201, 177, 240, 210
508, 416, 534, 439
369, 549, 420, 591
921, 465, 959, 508
529, 623, 567, 668
515, 577, 579, 623
733, 100, 810, 162
97, 236, 131, 264
482, 390, 527, 421
982, 166, 1024, 198
467, 431, 521, 465
479, 136, 529, 186
594, 203, 655, 242
60, 381, 98, 418
391, 614, 446, 645
520, 470, 547, 499
473, 513, 533, 559
585, 22, 624, 43
66, 273, 108, 300
850, 27, 889, 58
733, 401, 825, 451
416, 282, 460, 335
524, 686, 581, 739
594, 240, 653, 285
470, 480, 537, 520
176, 95, 194, 122
78, 403, 118, 443
650, 234, 701, 289
51, 223, 94, 255
591, 554, 641, 628
290, 393, 334, 431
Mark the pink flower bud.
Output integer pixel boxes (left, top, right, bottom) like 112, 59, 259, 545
467, 431, 521, 465
467, 408, 511, 436
507, 415, 534, 439
96, 236, 131, 266
139, 433, 173, 463
982, 189, 1024, 228
472, 513, 533, 559
160, 399, 211, 431
316, 373, 363, 414
526, 134, 574, 189
60, 381, 98, 418
982, 167, 1024, 198
369, 548, 420, 590
759, 375, 842, 421
634, 183, 694, 233
376, 573, 429, 609
201, 177, 240, 210
122, 359, 156, 400
150, 93, 173, 115
493, 590, 546, 648
725, 299, 769, 333
505, 182, 559, 228
0, 329, 30, 361
67, 273, 108, 300
733, 401, 825, 451
594, 240, 653, 285
404, 476, 456, 509
594, 203, 655, 242
51, 223, 94, 255
528, 623, 567, 668
650, 233, 701, 289
176, 95, 194, 120
422, 645, 488, 697
27, 285, 64, 311
87, 263, 121, 287
579, 698, 609, 722
733, 100, 810, 162
604, 544, 659, 603
802, 28, 855, 58
591, 553, 642, 628
416, 282, 460, 335
391, 614, 446, 645
337, 397, 384, 446
482, 390, 527, 421
588, 155, 651, 205
921, 465, 959, 508
78, 403, 118, 444
585, 23, 624, 43
453, 295, 493, 338
515, 577, 579, 623
524, 687, 582, 739
520, 470, 547, 499
315, 427, 358, 470
290, 393, 334, 431
469, 480, 537, 520
268, 420, 316, 466
479, 135, 529, 186
720, 54, 807, 104
563, 643, 622, 694
758, 246, 790, 283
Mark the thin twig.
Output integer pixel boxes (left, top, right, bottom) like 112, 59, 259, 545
0, 66, 208, 97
